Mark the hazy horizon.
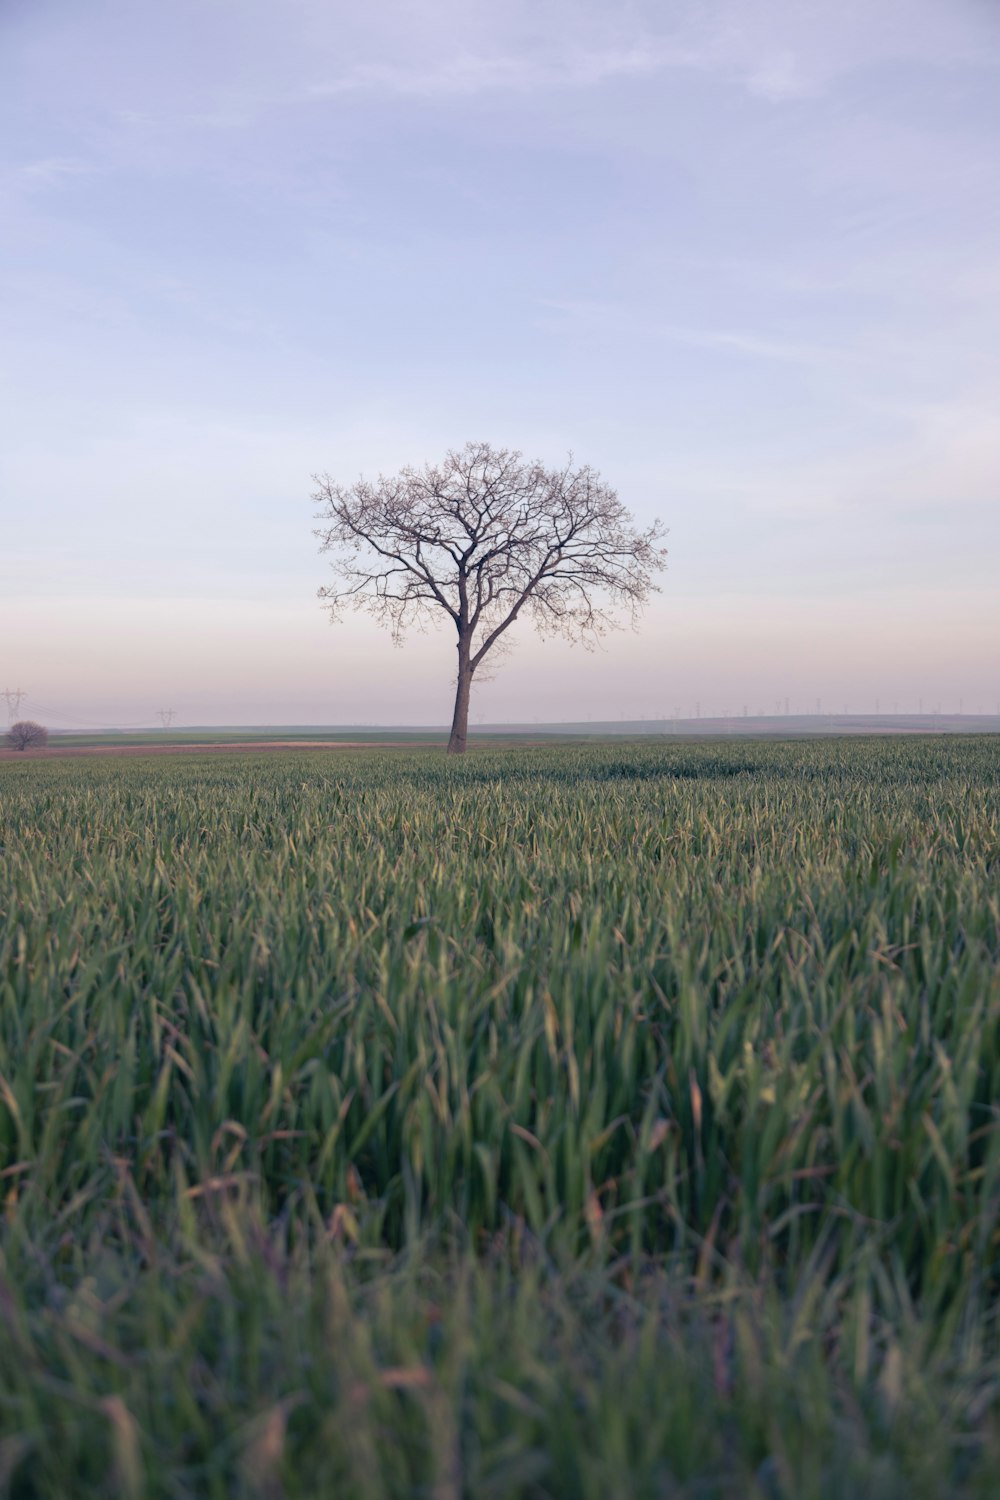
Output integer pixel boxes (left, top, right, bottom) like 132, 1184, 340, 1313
3, 0, 999, 728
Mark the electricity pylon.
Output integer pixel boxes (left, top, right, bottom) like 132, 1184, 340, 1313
3, 688, 26, 724
157, 709, 177, 729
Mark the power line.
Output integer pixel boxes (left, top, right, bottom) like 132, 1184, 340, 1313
19, 700, 168, 730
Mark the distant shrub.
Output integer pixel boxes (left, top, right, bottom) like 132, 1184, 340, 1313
6, 720, 48, 751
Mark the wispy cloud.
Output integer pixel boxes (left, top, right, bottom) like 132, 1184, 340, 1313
745, 50, 813, 101
14, 155, 94, 188
284, 0, 998, 110
539, 299, 847, 367
669, 384, 1000, 519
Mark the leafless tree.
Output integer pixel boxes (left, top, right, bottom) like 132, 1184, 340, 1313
314, 442, 667, 754
6, 720, 48, 751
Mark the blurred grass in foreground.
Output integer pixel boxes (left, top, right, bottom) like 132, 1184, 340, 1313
0, 738, 998, 1497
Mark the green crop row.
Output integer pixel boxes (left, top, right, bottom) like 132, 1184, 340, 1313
0, 738, 998, 1497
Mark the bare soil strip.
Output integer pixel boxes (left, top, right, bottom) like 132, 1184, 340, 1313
0, 740, 441, 761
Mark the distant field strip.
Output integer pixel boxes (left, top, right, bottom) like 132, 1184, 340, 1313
0, 739, 998, 1497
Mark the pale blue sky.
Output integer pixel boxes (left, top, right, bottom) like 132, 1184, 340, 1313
2, 0, 998, 725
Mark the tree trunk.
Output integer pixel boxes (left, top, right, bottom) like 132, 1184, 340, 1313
447, 640, 473, 755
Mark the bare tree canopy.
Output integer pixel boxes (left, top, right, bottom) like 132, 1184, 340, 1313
314, 441, 667, 754
6, 720, 48, 751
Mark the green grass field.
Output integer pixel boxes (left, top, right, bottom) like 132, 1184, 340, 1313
1, 738, 998, 1497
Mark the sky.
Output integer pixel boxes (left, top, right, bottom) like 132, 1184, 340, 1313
2, 0, 999, 726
